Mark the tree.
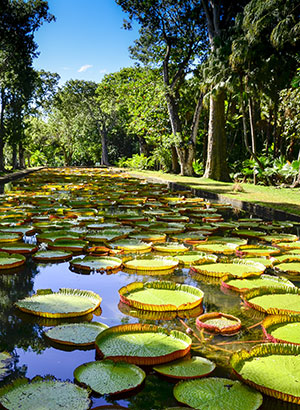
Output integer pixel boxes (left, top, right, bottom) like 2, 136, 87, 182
0, 0, 54, 169
116, 0, 207, 176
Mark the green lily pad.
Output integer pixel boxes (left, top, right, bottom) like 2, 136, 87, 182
274, 262, 300, 274
0, 252, 26, 269
15, 288, 102, 318
238, 245, 281, 256
234, 230, 266, 239
276, 241, 300, 250
231, 343, 300, 404
37, 230, 81, 243
173, 251, 217, 267
273, 253, 300, 264
147, 222, 186, 234
32, 250, 73, 262
261, 233, 299, 243
95, 323, 191, 365
0, 352, 13, 381
173, 378, 262, 410
74, 360, 145, 395
0, 225, 35, 236
262, 314, 300, 344
196, 312, 241, 334
153, 356, 215, 379
84, 230, 129, 243
111, 240, 152, 253
129, 232, 167, 243
206, 236, 247, 246
70, 256, 122, 272
194, 243, 238, 254
0, 243, 38, 255
152, 242, 189, 254
0, 232, 21, 242
48, 239, 87, 252
191, 260, 265, 278
242, 286, 300, 314
119, 281, 203, 312
0, 377, 90, 410
44, 322, 108, 346
221, 274, 295, 293
124, 256, 179, 272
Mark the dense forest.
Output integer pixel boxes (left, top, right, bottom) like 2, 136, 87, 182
0, 0, 299, 184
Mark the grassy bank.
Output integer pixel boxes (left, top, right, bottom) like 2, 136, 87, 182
126, 169, 300, 216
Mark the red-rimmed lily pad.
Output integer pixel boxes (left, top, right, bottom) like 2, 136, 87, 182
70, 256, 122, 272
196, 312, 241, 335
37, 230, 82, 243
0, 225, 35, 236
0, 232, 22, 242
231, 343, 300, 404
274, 262, 300, 275
44, 322, 108, 346
261, 233, 299, 243
238, 245, 281, 257
153, 356, 215, 379
242, 286, 300, 314
221, 274, 295, 293
129, 232, 167, 243
173, 251, 217, 267
123, 256, 179, 272
32, 250, 73, 262
15, 288, 102, 318
152, 243, 189, 254
119, 280, 204, 312
262, 314, 300, 344
48, 239, 87, 253
194, 242, 239, 254
111, 239, 152, 253
95, 323, 191, 365
173, 378, 262, 410
0, 376, 91, 410
0, 243, 38, 255
74, 360, 145, 395
0, 252, 26, 270
191, 260, 265, 278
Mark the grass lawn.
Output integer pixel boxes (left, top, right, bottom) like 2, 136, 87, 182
126, 169, 300, 216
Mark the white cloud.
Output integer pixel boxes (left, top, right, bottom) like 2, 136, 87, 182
78, 64, 93, 73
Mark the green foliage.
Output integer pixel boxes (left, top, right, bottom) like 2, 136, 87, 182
117, 153, 154, 170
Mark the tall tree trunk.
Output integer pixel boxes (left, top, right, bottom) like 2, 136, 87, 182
204, 90, 231, 181
138, 135, 148, 156
0, 91, 6, 171
100, 126, 110, 166
12, 144, 18, 169
19, 141, 25, 168
171, 146, 180, 174
248, 96, 257, 184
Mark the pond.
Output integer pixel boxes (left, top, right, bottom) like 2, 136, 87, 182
0, 167, 300, 409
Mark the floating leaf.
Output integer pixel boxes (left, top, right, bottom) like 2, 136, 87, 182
0, 243, 38, 255
173, 378, 262, 410
231, 343, 300, 404
70, 256, 122, 272
152, 243, 189, 254
119, 281, 203, 312
196, 312, 241, 335
0, 232, 21, 242
173, 251, 217, 267
74, 360, 145, 395
274, 262, 300, 274
191, 260, 265, 278
262, 314, 300, 344
48, 239, 87, 252
194, 243, 238, 254
242, 286, 300, 314
95, 323, 191, 365
33, 250, 73, 262
124, 256, 178, 272
153, 356, 215, 379
44, 322, 108, 346
238, 245, 280, 256
15, 288, 102, 318
0, 252, 25, 270
0, 377, 91, 409
221, 274, 295, 293
111, 239, 152, 253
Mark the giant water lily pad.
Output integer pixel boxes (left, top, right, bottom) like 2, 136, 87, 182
95, 324, 191, 365
196, 312, 241, 335
262, 314, 300, 344
0, 243, 38, 255
153, 243, 189, 254
153, 356, 215, 379
238, 245, 281, 256
48, 239, 87, 252
0, 232, 21, 242
111, 239, 152, 253
44, 322, 108, 346
261, 233, 299, 243
119, 281, 203, 312
129, 232, 167, 243
124, 256, 179, 272
70, 256, 122, 272
221, 274, 295, 293
37, 230, 81, 243
0, 252, 25, 269
74, 360, 145, 395
173, 251, 217, 267
15, 288, 102, 318
0, 225, 35, 236
194, 243, 238, 254
32, 250, 73, 262
0, 377, 91, 410
242, 286, 300, 314
173, 378, 262, 410
231, 343, 300, 404
0, 352, 13, 381
191, 260, 265, 278
274, 262, 300, 275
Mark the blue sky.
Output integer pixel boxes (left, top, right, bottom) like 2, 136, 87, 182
33, 0, 140, 84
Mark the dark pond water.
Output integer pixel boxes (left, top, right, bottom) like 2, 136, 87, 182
0, 168, 299, 409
